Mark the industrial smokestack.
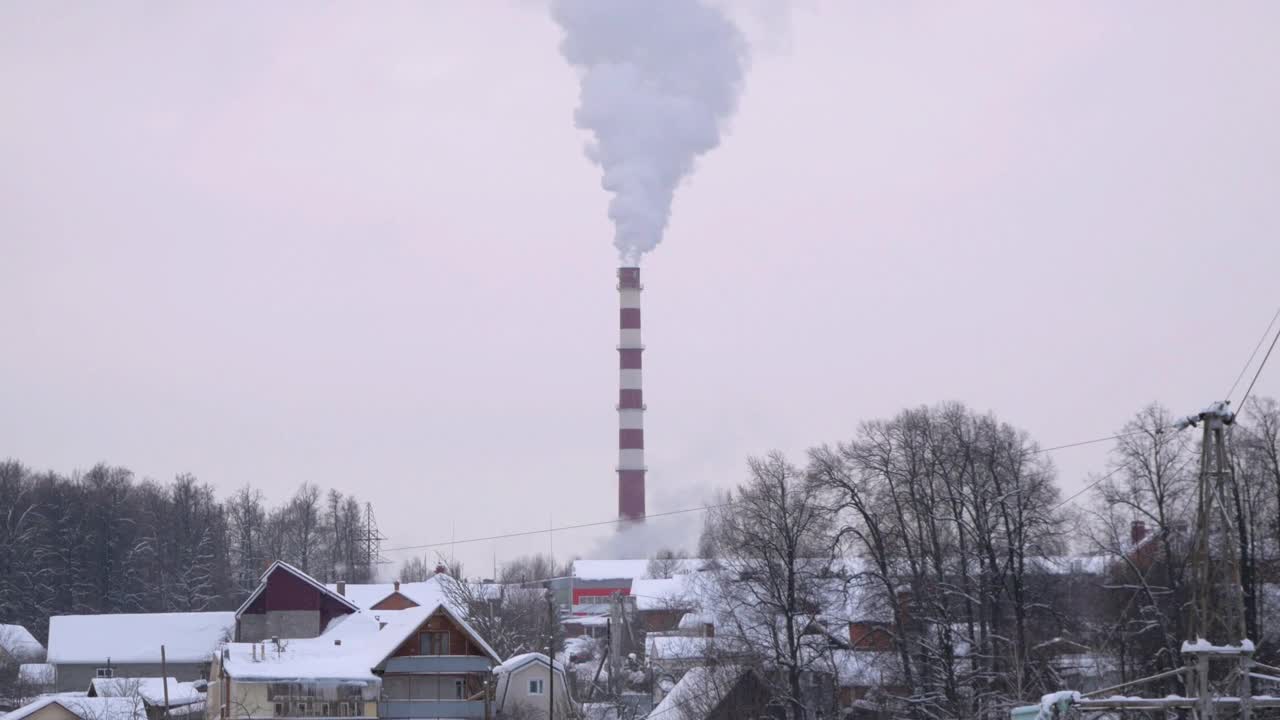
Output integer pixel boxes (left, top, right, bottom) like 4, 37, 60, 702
618, 266, 645, 521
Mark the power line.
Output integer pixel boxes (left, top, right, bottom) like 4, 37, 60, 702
381, 502, 735, 554
1228, 305, 1280, 403
1053, 464, 1126, 511
380, 424, 1188, 555
1237, 315, 1280, 414
1032, 430, 1146, 455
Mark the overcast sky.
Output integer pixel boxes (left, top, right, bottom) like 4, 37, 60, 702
3, 1, 1278, 577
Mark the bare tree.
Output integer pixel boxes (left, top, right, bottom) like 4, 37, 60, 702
287, 484, 322, 573
443, 573, 560, 660
811, 404, 1067, 719
500, 554, 571, 585
647, 548, 687, 579
1091, 403, 1195, 678
703, 451, 837, 720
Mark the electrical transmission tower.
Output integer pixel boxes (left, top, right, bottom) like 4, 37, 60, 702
1185, 401, 1248, 648
362, 502, 387, 571
1022, 400, 1280, 720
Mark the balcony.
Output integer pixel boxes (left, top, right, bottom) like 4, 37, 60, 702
378, 700, 485, 719
381, 655, 493, 673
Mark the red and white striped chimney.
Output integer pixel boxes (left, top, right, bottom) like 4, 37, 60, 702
618, 266, 646, 521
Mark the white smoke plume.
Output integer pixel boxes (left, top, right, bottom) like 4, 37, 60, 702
551, 0, 749, 265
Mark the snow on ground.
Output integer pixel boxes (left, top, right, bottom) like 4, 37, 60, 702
1181, 638, 1255, 654
47, 612, 234, 665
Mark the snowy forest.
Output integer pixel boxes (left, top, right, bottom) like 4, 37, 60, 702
0, 463, 378, 641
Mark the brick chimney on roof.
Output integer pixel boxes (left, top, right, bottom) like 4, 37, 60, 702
1131, 520, 1148, 546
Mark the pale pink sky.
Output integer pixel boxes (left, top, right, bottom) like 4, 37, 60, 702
2, 2, 1278, 574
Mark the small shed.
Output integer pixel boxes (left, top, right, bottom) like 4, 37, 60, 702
493, 653, 573, 718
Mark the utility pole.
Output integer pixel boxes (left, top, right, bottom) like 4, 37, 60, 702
160, 645, 170, 720
1180, 401, 1251, 720
547, 589, 556, 720
1186, 401, 1248, 644
609, 592, 623, 700
1005, 401, 1268, 719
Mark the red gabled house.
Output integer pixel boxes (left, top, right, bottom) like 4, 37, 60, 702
235, 561, 360, 642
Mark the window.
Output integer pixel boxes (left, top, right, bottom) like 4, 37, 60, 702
96, 668, 114, 678
338, 703, 349, 717
528, 679, 545, 695
453, 680, 465, 700
274, 704, 284, 717
296, 703, 307, 715
321, 704, 330, 716
420, 631, 449, 655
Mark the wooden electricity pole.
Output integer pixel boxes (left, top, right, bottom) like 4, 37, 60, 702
547, 590, 556, 720
160, 645, 171, 720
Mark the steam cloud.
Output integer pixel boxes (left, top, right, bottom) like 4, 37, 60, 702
551, 0, 749, 265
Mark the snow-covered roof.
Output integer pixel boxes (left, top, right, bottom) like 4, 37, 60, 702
323, 575, 453, 611
648, 665, 750, 720
88, 677, 204, 707
1, 624, 46, 662
236, 561, 358, 617
221, 600, 499, 683
324, 583, 396, 610
47, 612, 235, 664
3, 696, 146, 720
494, 652, 566, 675
573, 559, 651, 581
676, 612, 714, 631
18, 663, 55, 685
572, 559, 710, 581
631, 577, 694, 611
645, 635, 742, 663
563, 615, 610, 627
829, 650, 899, 688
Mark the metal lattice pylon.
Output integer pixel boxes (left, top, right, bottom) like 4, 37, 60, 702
1187, 401, 1248, 647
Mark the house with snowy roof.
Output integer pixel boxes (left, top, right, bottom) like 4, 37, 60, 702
1, 624, 47, 667
87, 677, 206, 720
235, 561, 361, 643
492, 653, 572, 718
46, 611, 235, 692
648, 665, 770, 720
2, 695, 148, 720
212, 560, 502, 720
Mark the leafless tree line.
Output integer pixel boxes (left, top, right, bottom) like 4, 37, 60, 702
0, 462, 379, 646
694, 399, 1280, 720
